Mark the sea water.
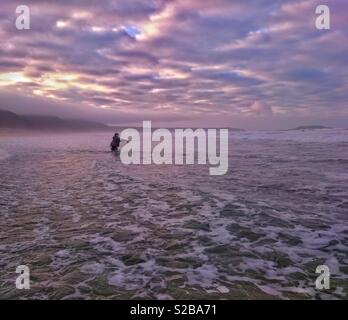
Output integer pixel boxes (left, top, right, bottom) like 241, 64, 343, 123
0, 129, 347, 299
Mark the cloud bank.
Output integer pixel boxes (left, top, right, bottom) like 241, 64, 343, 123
0, 0, 347, 129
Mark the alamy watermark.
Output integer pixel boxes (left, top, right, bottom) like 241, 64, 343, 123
15, 265, 30, 290
315, 265, 330, 290
14, 4, 331, 31
12, 262, 332, 292
119, 121, 229, 176
15, 5, 30, 30
315, 5, 330, 30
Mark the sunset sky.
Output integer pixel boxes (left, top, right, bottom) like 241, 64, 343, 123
0, 0, 347, 129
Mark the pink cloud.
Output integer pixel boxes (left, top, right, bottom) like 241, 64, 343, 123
249, 101, 273, 116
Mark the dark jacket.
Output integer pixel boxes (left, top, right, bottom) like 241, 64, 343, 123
111, 135, 121, 147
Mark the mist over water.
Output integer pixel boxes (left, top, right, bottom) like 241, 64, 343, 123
0, 129, 347, 299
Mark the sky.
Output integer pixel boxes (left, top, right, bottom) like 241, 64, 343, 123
0, 0, 347, 129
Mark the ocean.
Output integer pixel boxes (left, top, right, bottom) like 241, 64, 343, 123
0, 129, 347, 299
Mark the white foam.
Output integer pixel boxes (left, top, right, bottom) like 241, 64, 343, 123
186, 264, 219, 288
81, 262, 105, 275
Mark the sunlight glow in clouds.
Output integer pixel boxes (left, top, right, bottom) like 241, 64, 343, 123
0, 72, 31, 85
56, 20, 69, 28
136, 4, 175, 40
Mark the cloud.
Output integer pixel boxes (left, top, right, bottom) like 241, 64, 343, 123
0, 0, 347, 129
248, 101, 274, 116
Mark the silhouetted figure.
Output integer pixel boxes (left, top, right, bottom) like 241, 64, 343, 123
110, 133, 121, 152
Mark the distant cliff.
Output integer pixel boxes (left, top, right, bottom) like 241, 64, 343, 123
0, 109, 109, 131
287, 125, 330, 131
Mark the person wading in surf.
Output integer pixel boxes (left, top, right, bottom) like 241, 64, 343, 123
110, 133, 121, 152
